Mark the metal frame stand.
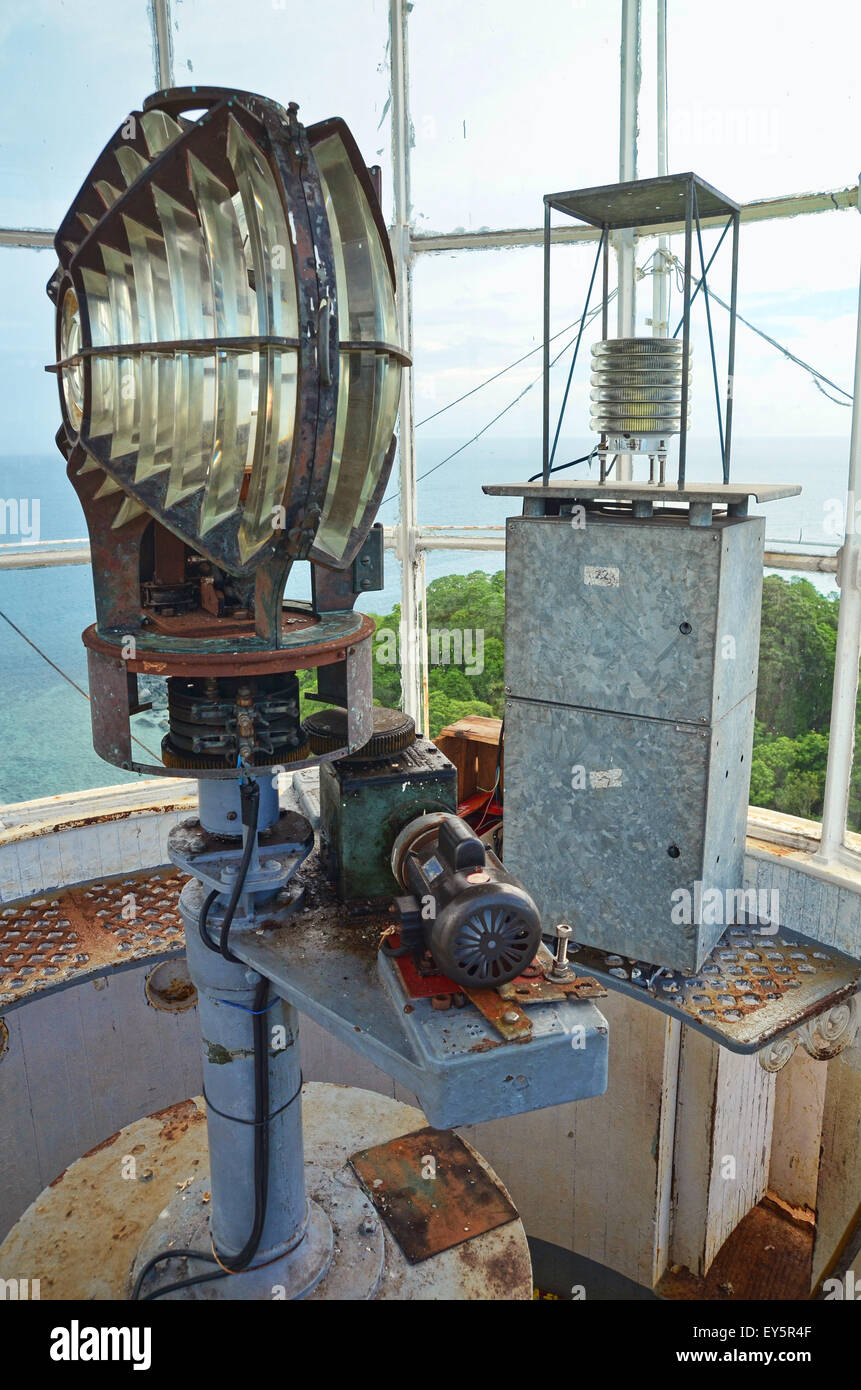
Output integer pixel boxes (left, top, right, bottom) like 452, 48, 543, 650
541, 173, 740, 488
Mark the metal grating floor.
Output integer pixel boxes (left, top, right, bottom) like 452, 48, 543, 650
571, 922, 860, 1052
0, 867, 185, 1010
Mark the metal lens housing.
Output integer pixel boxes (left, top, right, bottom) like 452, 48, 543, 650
48, 87, 406, 580
590, 337, 691, 441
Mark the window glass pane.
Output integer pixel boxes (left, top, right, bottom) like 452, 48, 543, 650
752, 570, 838, 829
0, 566, 140, 803
0, 246, 138, 804
406, 216, 858, 551
0, 2, 156, 228
404, 245, 601, 531
172, 0, 393, 221
407, 236, 851, 820
1, 247, 76, 537
671, 213, 856, 553
409, 0, 618, 233
667, 0, 861, 202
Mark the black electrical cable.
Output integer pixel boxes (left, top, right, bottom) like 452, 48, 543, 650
134, 980, 272, 1298
474, 717, 504, 834
528, 450, 596, 483
134, 777, 269, 1299
219, 778, 260, 961
195, 778, 261, 961
218, 975, 271, 1273
198, 888, 221, 954
131, 1248, 223, 1302
141, 1268, 229, 1300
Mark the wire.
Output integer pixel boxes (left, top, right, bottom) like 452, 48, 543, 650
666, 251, 853, 405
528, 448, 598, 483
196, 777, 261, 963
132, 1248, 223, 1301
474, 717, 504, 835
137, 777, 269, 1298
379, 291, 622, 508
414, 314, 606, 428
0, 606, 162, 763
198, 888, 221, 954
218, 975, 271, 1272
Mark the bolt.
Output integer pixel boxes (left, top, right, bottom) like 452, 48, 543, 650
226, 811, 238, 822
549, 923, 573, 980
360, 1217, 376, 1236
503, 1010, 521, 1024
431, 994, 451, 1011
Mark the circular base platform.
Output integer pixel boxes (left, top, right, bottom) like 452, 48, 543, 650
0, 1084, 532, 1301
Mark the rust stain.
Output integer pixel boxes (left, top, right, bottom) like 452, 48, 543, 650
350, 1126, 518, 1264
151, 1098, 205, 1142
463, 986, 532, 1041
82, 1131, 120, 1160
0, 866, 186, 1010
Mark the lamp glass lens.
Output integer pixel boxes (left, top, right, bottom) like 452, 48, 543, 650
312, 132, 401, 564
65, 107, 302, 566
60, 287, 84, 430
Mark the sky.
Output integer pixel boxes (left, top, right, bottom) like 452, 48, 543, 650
1, 0, 860, 462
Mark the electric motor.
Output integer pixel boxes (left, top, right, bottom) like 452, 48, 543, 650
391, 812, 542, 988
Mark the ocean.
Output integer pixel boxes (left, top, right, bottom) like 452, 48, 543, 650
0, 435, 846, 803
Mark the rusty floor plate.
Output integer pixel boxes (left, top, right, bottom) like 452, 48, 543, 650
350, 1126, 518, 1263
572, 923, 860, 1052
0, 867, 185, 1010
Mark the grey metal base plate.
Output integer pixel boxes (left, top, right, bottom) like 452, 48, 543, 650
568, 922, 860, 1052
131, 1183, 337, 1301
482, 481, 801, 503
224, 855, 608, 1128
1, 1085, 533, 1300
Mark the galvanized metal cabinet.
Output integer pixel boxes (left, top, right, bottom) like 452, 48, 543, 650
503, 511, 764, 972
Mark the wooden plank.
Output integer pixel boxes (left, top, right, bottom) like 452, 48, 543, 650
671, 1025, 775, 1276
812, 1033, 861, 1290
769, 1046, 826, 1214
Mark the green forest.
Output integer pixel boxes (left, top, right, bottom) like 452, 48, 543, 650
300, 570, 855, 830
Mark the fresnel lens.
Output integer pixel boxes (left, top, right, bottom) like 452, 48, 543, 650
48, 87, 408, 778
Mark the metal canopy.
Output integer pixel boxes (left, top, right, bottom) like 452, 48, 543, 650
545, 172, 740, 229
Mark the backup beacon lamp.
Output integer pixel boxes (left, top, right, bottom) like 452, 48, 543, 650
49, 89, 609, 1300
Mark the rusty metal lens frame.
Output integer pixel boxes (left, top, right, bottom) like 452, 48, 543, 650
48, 87, 406, 582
